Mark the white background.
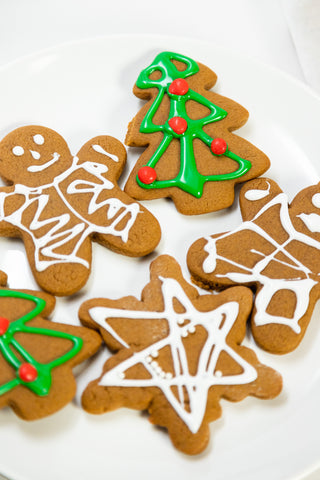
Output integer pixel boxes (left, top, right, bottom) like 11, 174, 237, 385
0, 0, 305, 84
0, 1, 319, 479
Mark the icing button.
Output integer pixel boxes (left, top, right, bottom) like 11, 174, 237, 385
18, 363, 38, 382
211, 138, 227, 155
138, 166, 157, 185
168, 116, 188, 135
0, 317, 9, 335
168, 78, 189, 96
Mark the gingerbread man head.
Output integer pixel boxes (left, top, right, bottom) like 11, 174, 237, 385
0, 126, 73, 187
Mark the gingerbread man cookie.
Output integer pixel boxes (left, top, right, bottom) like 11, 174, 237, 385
0, 126, 161, 295
79, 255, 282, 455
187, 178, 320, 353
124, 51, 270, 215
0, 282, 101, 420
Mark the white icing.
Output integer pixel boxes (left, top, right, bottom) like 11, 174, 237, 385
12, 146, 24, 156
244, 183, 270, 201
33, 134, 44, 145
203, 191, 320, 333
298, 213, 320, 233
27, 152, 60, 172
30, 150, 41, 160
89, 277, 257, 434
312, 193, 320, 208
0, 153, 140, 272
92, 144, 119, 162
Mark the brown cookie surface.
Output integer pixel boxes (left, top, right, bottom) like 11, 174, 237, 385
79, 255, 281, 455
187, 177, 320, 353
125, 51, 270, 215
0, 284, 101, 420
0, 126, 161, 295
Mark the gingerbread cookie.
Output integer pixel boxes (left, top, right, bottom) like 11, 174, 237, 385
79, 255, 282, 455
124, 51, 270, 215
0, 284, 101, 420
0, 126, 161, 296
187, 178, 320, 354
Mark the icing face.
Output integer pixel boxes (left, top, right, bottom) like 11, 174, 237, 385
88, 276, 257, 434
0, 127, 73, 186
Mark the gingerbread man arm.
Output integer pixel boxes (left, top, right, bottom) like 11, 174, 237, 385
289, 181, 320, 239
64, 135, 161, 256
239, 178, 284, 222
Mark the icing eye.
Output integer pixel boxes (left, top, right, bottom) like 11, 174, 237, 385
33, 134, 44, 145
312, 193, 320, 208
12, 146, 24, 156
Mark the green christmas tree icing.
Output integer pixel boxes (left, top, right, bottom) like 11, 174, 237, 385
0, 290, 83, 396
136, 51, 252, 198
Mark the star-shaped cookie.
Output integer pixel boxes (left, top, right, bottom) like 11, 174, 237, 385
188, 178, 320, 353
79, 255, 282, 455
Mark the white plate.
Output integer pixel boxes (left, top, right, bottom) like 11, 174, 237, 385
0, 34, 319, 480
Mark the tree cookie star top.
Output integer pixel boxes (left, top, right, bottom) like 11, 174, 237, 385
79, 255, 281, 455
125, 51, 270, 215
0, 126, 161, 296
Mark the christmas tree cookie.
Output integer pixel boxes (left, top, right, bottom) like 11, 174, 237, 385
79, 255, 282, 455
125, 51, 270, 215
187, 178, 320, 354
0, 284, 101, 420
0, 126, 161, 296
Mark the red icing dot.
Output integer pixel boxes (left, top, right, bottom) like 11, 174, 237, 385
138, 166, 157, 185
168, 117, 188, 135
19, 363, 38, 382
211, 138, 227, 155
168, 78, 189, 96
0, 317, 9, 335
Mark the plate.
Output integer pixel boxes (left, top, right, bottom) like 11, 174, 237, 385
0, 34, 319, 480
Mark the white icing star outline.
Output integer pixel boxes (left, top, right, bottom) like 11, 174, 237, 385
88, 276, 257, 434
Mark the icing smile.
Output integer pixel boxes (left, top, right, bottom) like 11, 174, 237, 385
28, 152, 60, 172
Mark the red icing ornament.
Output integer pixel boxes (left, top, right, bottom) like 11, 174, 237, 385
19, 363, 38, 382
0, 317, 9, 335
168, 117, 188, 135
138, 166, 157, 184
211, 138, 227, 155
168, 78, 189, 96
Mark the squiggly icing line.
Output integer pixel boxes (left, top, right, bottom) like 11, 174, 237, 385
203, 190, 320, 333
88, 276, 257, 434
0, 151, 140, 272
